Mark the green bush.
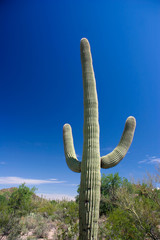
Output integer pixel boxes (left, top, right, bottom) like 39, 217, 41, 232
0, 184, 37, 239
100, 173, 124, 215
8, 183, 36, 216
116, 179, 160, 239
37, 200, 57, 216
103, 208, 145, 240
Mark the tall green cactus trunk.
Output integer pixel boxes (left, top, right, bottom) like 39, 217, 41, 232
79, 39, 101, 239
63, 38, 136, 240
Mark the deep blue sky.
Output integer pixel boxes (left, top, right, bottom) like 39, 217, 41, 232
0, 0, 159, 199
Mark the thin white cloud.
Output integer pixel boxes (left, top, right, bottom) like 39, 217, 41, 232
138, 159, 148, 164
0, 177, 65, 185
138, 155, 160, 165
37, 193, 75, 201
149, 158, 160, 164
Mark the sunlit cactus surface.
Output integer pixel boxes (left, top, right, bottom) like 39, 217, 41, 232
63, 38, 136, 240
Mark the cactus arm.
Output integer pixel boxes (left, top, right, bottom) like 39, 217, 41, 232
101, 116, 136, 169
63, 123, 81, 173
63, 38, 136, 239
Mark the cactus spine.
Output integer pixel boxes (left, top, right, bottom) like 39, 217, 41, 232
63, 38, 136, 240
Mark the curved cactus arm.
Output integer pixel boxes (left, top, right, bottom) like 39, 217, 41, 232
101, 116, 136, 169
63, 123, 81, 173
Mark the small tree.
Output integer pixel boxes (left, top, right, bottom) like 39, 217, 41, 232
103, 208, 145, 240
116, 180, 160, 239
100, 173, 133, 215
8, 183, 36, 216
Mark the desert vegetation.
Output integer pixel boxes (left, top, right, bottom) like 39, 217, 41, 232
0, 170, 160, 240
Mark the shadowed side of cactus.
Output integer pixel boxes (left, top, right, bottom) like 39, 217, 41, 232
63, 38, 136, 240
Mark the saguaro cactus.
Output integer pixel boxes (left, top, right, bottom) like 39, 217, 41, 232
63, 38, 136, 240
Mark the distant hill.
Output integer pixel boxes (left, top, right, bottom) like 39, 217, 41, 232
0, 187, 17, 194
0, 187, 17, 199
0, 187, 44, 202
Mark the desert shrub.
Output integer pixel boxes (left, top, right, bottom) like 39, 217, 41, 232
62, 201, 78, 224
36, 200, 57, 216
56, 220, 79, 240
0, 194, 7, 204
0, 215, 23, 240
0, 200, 21, 238
53, 201, 79, 239
0, 209, 10, 235
8, 184, 36, 216
20, 213, 54, 239
116, 180, 160, 239
102, 208, 145, 240
98, 172, 160, 239
0, 184, 37, 239
0, 195, 9, 230
54, 200, 78, 224
0, 195, 9, 229
26, 238, 37, 240
100, 173, 127, 215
